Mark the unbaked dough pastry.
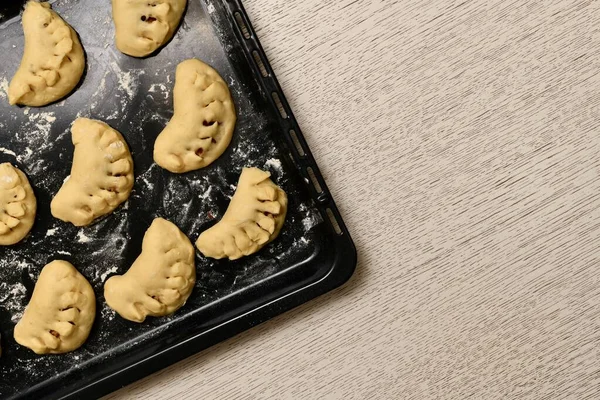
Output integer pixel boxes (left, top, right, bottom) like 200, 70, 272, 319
154, 58, 236, 173
104, 218, 195, 323
14, 260, 95, 354
51, 118, 134, 226
0, 163, 36, 245
112, 0, 187, 57
196, 167, 288, 260
8, 1, 85, 107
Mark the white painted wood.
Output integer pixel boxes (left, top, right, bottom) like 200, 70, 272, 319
106, 0, 600, 398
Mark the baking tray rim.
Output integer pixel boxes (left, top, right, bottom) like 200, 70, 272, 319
2, 0, 357, 398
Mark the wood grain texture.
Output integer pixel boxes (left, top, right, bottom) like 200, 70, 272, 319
106, 0, 600, 398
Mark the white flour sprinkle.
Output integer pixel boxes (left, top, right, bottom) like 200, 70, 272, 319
12, 111, 59, 175
101, 304, 116, 321
110, 61, 144, 99
32, 112, 56, 124
27, 112, 56, 136
46, 228, 58, 237
11, 311, 23, 323
57, 250, 71, 256
302, 214, 320, 231
89, 70, 110, 110
77, 231, 91, 243
97, 73, 107, 96
301, 204, 323, 231
99, 266, 118, 283
15, 260, 30, 270
137, 163, 157, 190
119, 75, 135, 98
15, 148, 33, 166
200, 185, 212, 200
106, 109, 120, 119
142, 177, 154, 190
149, 83, 169, 99
0, 282, 27, 323
0, 77, 8, 99
264, 158, 283, 173
0, 147, 17, 157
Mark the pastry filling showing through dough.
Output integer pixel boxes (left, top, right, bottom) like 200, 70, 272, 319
104, 218, 196, 323
51, 118, 134, 227
14, 260, 96, 355
196, 167, 288, 260
111, 0, 187, 57
8, 1, 85, 107
0, 163, 37, 246
153, 58, 237, 173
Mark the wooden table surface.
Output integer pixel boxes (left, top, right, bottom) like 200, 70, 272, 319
108, 0, 600, 398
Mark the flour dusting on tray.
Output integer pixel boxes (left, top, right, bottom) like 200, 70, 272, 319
0, 0, 323, 396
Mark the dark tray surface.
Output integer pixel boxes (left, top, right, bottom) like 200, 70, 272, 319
0, 1, 355, 398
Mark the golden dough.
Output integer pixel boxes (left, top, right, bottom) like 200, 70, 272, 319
112, 0, 187, 57
196, 167, 287, 260
51, 118, 134, 227
8, 1, 85, 107
154, 59, 236, 173
104, 218, 195, 323
14, 260, 95, 355
0, 163, 36, 245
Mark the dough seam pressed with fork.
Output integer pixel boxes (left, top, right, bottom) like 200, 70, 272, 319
196, 167, 288, 260
14, 260, 95, 355
51, 118, 134, 226
8, 1, 85, 107
0, 163, 37, 246
104, 218, 196, 323
154, 58, 236, 173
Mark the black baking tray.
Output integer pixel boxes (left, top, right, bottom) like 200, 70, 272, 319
0, 0, 356, 398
